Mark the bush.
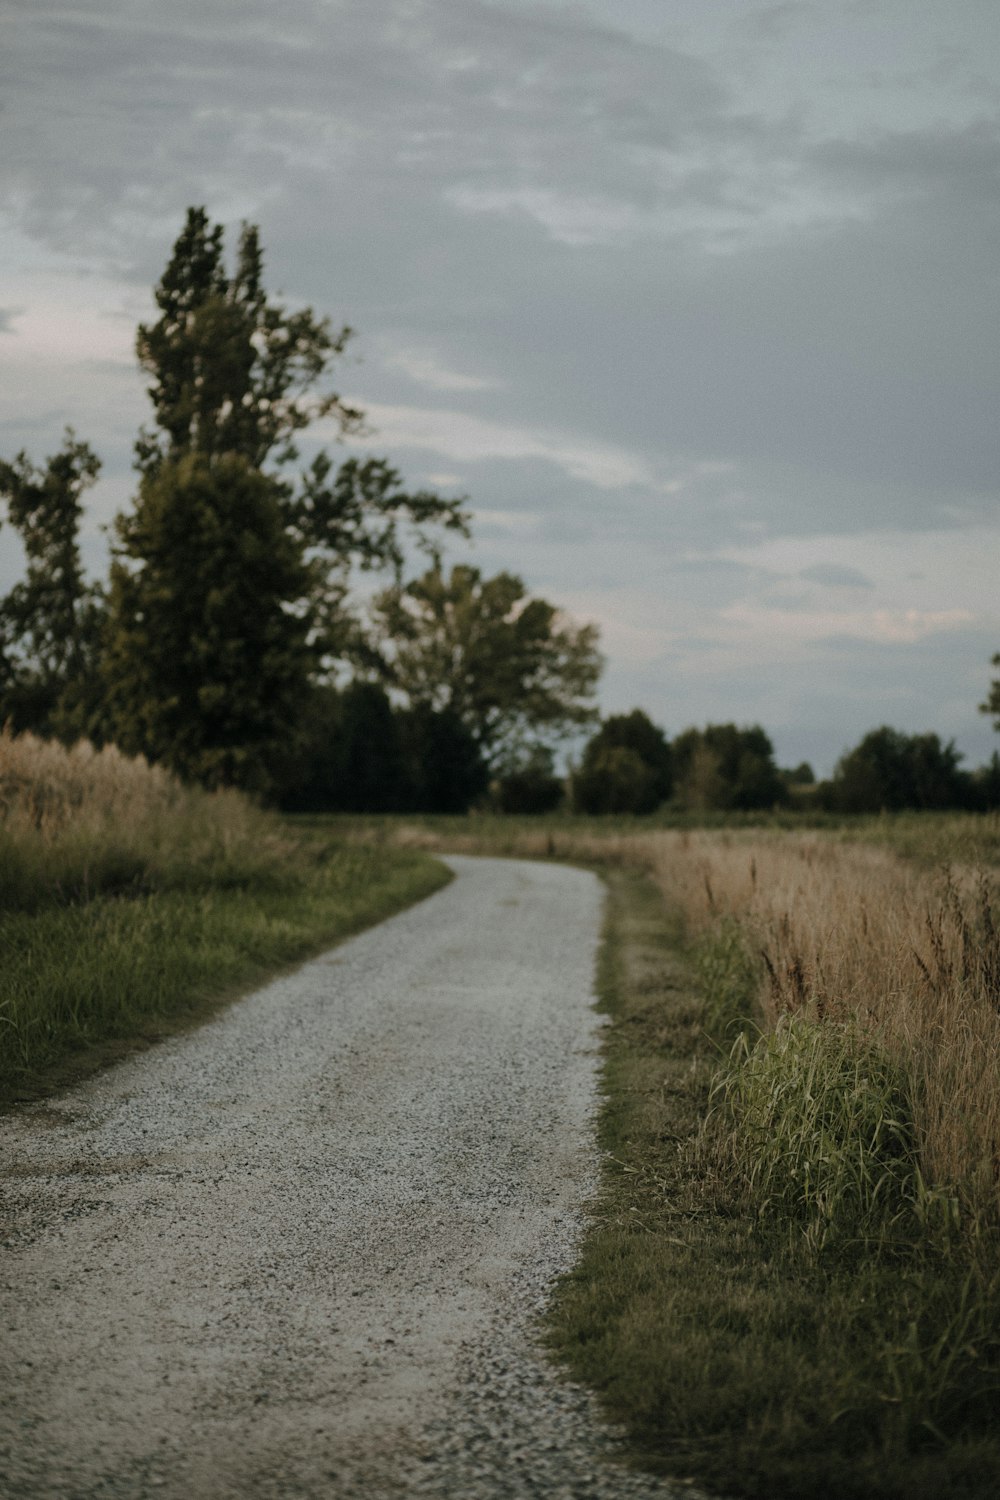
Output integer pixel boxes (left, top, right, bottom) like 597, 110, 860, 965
572, 744, 661, 814
495, 765, 564, 814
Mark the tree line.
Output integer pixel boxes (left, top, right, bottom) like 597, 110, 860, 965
0, 209, 601, 810
562, 711, 1000, 817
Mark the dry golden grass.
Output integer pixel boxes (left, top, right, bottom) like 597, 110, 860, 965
0, 727, 281, 910
388, 813, 1000, 1218
640, 828, 1000, 1215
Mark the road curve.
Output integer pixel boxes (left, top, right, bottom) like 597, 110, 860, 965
1, 855, 690, 1500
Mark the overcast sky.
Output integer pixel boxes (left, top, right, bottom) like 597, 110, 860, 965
2, 0, 998, 774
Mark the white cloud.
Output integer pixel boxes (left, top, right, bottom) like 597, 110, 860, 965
341, 401, 657, 489
383, 347, 502, 392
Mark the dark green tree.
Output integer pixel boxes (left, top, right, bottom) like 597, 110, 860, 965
369, 563, 602, 768
134, 207, 361, 476
572, 708, 672, 815
672, 723, 786, 811
0, 431, 105, 739
104, 454, 314, 792
494, 745, 564, 815
572, 744, 660, 815
829, 726, 968, 812
397, 702, 488, 813
106, 209, 466, 789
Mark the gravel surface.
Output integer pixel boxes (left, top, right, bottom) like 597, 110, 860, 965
0, 855, 705, 1500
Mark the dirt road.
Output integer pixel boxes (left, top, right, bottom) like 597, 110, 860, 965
1, 855, 690, 1499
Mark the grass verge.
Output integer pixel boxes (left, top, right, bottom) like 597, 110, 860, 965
0, 828, 449, 1106
546, 865, 1000, 1500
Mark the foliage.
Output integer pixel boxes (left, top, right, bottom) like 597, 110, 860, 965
369, 563, 602, 767
827, 726, 970, 812
275, 683, 487, 814
573, 708, 672, 814
981, 654, 1000, 733
103, 209, 467, 791
103, 453, 315, 793
672, 722, 786, 810
494, 746, 565, 814
0, 431, 105, 740
0, 728, 449, 1096
572, 744, 661, 814
397, 700, 488, 813
134, 206, 360, 476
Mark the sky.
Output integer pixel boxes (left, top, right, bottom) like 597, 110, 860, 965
1, 0, 998, 776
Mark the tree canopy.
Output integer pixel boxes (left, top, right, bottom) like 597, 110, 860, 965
0, 431, 104, 739
573, 709, 672, 814
102, 209, 468, 790
368, 563, 602, 768
827, 726, 968, 813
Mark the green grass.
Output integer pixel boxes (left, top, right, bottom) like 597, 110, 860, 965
0, 828, 450, 1104
546, 866, 1000, 1500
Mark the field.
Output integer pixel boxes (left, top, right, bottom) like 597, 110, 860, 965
0, 731, 449, 1101
380, 810, 1000, 1498
6, 741, 1000, 1496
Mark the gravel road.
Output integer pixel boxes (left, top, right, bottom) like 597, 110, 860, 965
1, 855, 701, 1500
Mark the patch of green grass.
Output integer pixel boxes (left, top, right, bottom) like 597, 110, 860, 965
0, 831, 449, 1104
547, 867, 1000, 1500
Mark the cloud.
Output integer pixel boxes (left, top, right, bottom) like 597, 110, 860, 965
383, 348, 501, 392
344, 400, 657, 489
800, 563, 874, 589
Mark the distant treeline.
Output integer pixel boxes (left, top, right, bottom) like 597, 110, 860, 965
266, 696, 1000, 816
564, 711, 1000, 817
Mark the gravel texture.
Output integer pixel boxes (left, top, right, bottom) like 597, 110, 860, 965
0, 855, 704, 1499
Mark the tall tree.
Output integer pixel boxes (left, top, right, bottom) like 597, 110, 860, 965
369, 563, 602, 768
104, 454, 315, 791
106, 209, 466, 789
134, 207, 361, 476
0, 431, 105, 739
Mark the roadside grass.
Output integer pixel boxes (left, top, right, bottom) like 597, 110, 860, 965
0, 735, 449, 1103
356, 810, 1000, 1498
546, 866, 1000, 1500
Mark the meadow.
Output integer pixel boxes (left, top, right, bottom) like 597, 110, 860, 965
0, 730, 449, 1100
6, 740, 1000, 1496
382, 809, 1000, 1498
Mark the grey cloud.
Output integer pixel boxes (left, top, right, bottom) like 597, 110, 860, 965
800, 563, 875, 588
0, 309, 17, 334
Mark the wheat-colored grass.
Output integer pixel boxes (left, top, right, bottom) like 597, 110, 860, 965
0, 727, 285, 909
640, 829, 1000, 1218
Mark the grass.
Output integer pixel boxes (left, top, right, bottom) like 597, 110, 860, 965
0, 734, 450, 1102
360, 809, 1000, 1497
545, 866, 1000, 1500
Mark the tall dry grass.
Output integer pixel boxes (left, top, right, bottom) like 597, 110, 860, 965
0, 727, 281, 910
642, 828, 1000, 1218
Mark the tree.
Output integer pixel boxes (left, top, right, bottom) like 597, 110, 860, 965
572, 745, 660, 815
103, 454, 315, 791
672, 723, 785, 811
106, 209, 466, 789
397, 702, 488, 813
369, 564, 602, 768
0, 431, 105, 739
572, 709, 672, 815
828, 726, 968, 813
494, 745, 565, 815
134, 207, 361, 477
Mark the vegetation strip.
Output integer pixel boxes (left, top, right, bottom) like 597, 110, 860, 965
544, 858, 1000, 1500
0, 735, 450, 1105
